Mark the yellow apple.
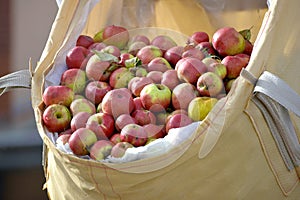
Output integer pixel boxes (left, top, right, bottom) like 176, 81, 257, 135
188, 97, 218, 121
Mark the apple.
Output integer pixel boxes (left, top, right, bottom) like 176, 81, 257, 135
151, 35, 177, 54
206, 62, 227, 79
133, 97, 144, 110
128, 41, 148, 56
69, 98, 96, 116
143, 124, 166, 139
165, 113, 193, 133
131, 109, 156, 126
76, 35, 94, 48
225, 78, 236, 93
172, 83, 199, 110
42, 104, 71, 133
119, 52, 134, 67
56, 133, 72, 145
155, 111, 170, 125
187, 31, 209, 45
166, 109, 189, 124
93, 29, 104, 43
100, 45, 121, 57
146, 57, 172, 72
60, 68, 87, 94
66, 46, 90, 69
201, 56, 220, 68
212, 27, 245, 57
109, 67, 135, 89
128, 34, 150, 46
85, 81, 112, 105
110, 133, 122, 145
196, 72, 224, 97
176, 57, 207, 84
101, 88, 135, 119
102, 25, 129, 49
161, 69, 181, 91
136, 45, 163, 64
140, 83, 171, 112
188, 97, 218, 121
115, 113, 137, 132
195, 41, 217, 56
68, 127, 97, 156
85, 57, 112, 82
243, 40, 253, 56
88, 42, 107, 51
90, 140, 114, 161
146, 71, 163, 84
182, 47, 205, 60
86, 112, 115, 140
221, 54, 249, 79
42, 85, 74, 107
110, 141, 134, 158
128, 76, 153, 97
163, 46, 184, 67
120, 124, 148, 147
70, 111, 91, 132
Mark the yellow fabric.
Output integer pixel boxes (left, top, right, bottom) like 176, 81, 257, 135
31, 0, 300, 199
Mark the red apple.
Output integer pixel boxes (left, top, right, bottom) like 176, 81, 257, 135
151, 35, 177, 54
101, 88, 135, 119
164, 46, 184, 67
109, 67, 135, 89
172, 83, 199, 110
146, 57, 172, 72
196, 72, 224, 97
86, 112, 115, 140
146, 71, 163, 84
221, 54, 249, 79
88, 42, 107, 51
42, 85, 74, 107
69, 98, 96, 116
66, 46, 90, 69
128, 41, 148, 56
133, 97, 144, 110
102, 25, 129, 49
120, 124, 148, 147
161, 69, 181, 91
56, 133, 72, 145
110, 141, 134, 158
76, 35, 94, 48
42, 104, 71, 133
206, 62, 227, 79
115, 113, 137, 132
110, 133, 122, 145
128, 76, 153, 97
90, 140, 114, 161
60, 68, 87, 94
131, 109, 156, 126
176, 57, 207, 84
85, 56, 112, 82
195, 41, 217, 56
140, 83, 171, 112
143, 124, 166, 139
136, 45, 163, 64
188, 31, 209, 45
165, 113, 193, 133
119, 52, 134, 67
70, 111, 91, 132
182, 47, 205, 60
68, 127, 97, 156
243, 40, 253, 55
128, 34, 150, 46
85, 81, 112, 105
212, 27, 245, 57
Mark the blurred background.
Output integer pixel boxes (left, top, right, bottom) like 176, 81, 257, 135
0, 0, 57, 199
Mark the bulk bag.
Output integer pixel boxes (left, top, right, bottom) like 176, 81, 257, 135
1, 0, 300, 199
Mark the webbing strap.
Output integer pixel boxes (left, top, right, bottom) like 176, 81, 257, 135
241, 69, 300, 174
0, 69, 32, 96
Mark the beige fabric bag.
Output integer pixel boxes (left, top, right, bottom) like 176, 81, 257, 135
1, 0, 300, 199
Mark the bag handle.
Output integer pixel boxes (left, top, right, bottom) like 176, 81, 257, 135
241, 69, 300, 175
0, 68, 32, 96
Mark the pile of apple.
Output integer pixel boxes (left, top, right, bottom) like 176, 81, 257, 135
42, 25, 252, 161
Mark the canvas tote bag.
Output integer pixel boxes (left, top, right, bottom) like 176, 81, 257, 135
1, 0, 300, 199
